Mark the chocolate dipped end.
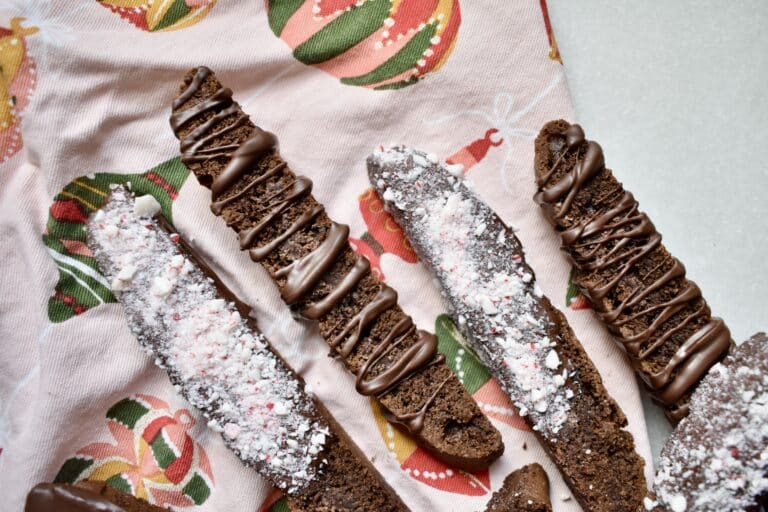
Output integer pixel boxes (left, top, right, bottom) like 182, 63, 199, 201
533, 120, 733, 422
25, 481, 169, 512
168, 67, 503, 472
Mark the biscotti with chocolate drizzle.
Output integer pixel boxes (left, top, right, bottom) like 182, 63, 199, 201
368, 147, 647, 512
533, 120, 733, 421
169, 66, 503, 472
26, 481, 170, 512
484, 464, 552, 512
86, 189, 408, 511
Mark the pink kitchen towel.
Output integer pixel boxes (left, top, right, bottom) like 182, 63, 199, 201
0, 1, 652, 511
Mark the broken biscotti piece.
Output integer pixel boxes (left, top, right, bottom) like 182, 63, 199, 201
25, 481, 170, 511
86, 189, 407, 511
485, 463, 552, 512
168, 66, 503, 472
533, 120, 733, 422
368, 147, 647, 512
651, 332, 768, 512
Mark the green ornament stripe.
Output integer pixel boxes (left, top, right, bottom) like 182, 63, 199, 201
44, 157, 189, 323
270, 498, 291, 512
341, 21, 437, 87
107, 397, 151, 429
183, 473, 211, 505
435, 314, 490, 395
267, 0, 304, 36
293, 0, 391, 65
53, 458, 94, 484
151, 433, 177, 469
373, 76, 419, 90
105, 474, 133, 494
155, 0, 191, 32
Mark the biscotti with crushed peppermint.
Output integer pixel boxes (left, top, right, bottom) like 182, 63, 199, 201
86, 188, 408, 511
367, 146, 647, 512
533, 120, 733, 422
650, 332, 768, 512
168, 66, 503, 472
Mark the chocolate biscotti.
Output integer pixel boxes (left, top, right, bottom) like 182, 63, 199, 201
26, 481, 170, 511
86, 188, 407, 511
651, 332, 768, 512
168, 66, 503, 472
485, 464, 552, 512
533, 120, 733, 421
368, 147, 647, 511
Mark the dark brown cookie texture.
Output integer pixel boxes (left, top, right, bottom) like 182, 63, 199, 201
25, 481, 170, 512
368, 147, 647, 512
485, 464, 552, 512
533, 120, 733, 422
168, 66, 503, 472
86, 189, 408, 511
651, 332, 768, 512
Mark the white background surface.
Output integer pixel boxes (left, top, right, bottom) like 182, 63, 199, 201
548, 0, 768, 463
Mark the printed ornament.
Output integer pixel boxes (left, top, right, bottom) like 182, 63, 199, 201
96, 0, 217, 32
0, 17, 38, 164
350, 187, 418, 279
267, 0, 462, 90
445, 128, 504, 175
43, 157, 189, 322
54, 395, 215, 508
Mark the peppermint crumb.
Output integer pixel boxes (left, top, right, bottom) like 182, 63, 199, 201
445, 163, 465, 177
133, 194, 161, 217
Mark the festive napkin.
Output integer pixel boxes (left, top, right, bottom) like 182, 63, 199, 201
0, 2, 653, 511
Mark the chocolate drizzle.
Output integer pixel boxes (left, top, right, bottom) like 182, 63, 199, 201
535, 122, 732, 420
302, 256, 369, 320
170, 72, 445, 436
211, 128, 278, 199
329, 284, 399, 357
384, 375, 451, 434
275, 222, 350, 305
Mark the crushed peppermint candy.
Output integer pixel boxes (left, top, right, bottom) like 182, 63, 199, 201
86, 188, 328, 493
653, 332, 768, 512
367, 147, 572, 436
